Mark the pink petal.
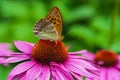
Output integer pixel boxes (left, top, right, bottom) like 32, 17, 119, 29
7, 73, 27, 80
69, 55, 93, 62
118, 55, 120, 60
69, 72, 82, 80
0, 43, 11, 50
69, 50, 87, 55
108, 67, 120, 80
86, 77, 97, 80
7, 61, 36, 79
1, 53, 30, 64
0, 43, 15, 56
82, 52, 95, 60
116, 62, 120, 69
0, 49, 13, 56
14, 40, 34, 53
19, 75, 27, 80
0, 58, 9, 66
56, 66, 74, 80
0, 58, 4, 63
68, 58, 98, 71
107, 68, 115, 80
0, 52, 12, 56
7, 76, 15, 80
50, 62, 82, 80
25, 63, 42, 80
64, 60, 92, 78
99, 67, 107, 80
38, 65, 50, 80
116, 55, 120, 69
15, 72, 26, 80
4, 56, 30, 63
0, 52, 29, 57
50, 65, 74, 80
9, 72, 27, 80
8, 52, 30, 57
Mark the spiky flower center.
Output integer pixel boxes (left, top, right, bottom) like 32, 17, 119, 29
94, 50, 118, 67
31, 40, 68, 64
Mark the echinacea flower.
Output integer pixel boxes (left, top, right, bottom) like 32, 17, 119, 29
83, 50, 120, 80
1, 40, 99, 80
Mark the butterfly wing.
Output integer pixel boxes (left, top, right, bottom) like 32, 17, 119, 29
45, 7, 63, 39
34, 7, 63, 40
34, 19, 59, 40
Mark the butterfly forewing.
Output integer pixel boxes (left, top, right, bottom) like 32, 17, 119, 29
34, 7, 63, 40
45, 7, 62, 37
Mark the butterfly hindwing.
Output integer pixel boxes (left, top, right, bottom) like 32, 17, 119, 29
34, 19, 59, 40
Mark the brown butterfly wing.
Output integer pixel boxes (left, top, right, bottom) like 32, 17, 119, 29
44, 7, 62, 38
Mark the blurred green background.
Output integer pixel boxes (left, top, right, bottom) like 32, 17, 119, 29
0, 0, 120, 80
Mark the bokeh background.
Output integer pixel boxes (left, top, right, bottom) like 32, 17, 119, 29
0, 0, 120, 80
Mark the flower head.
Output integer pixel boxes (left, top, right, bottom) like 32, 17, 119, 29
0, 39, 99, 80
83, 50, 120, 80
31, 40, 68, 64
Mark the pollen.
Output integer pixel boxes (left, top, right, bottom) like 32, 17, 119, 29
94, 50, 118, 67
31, 40, 68, 64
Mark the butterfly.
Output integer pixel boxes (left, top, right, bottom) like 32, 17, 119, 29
34, 7, 64, 41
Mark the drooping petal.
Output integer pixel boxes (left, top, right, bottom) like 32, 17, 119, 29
51, 67, 66, 80
85, 69, 100, 80
68, 57, 98, 71
38, 65, 50, 80
50, 64, 74, 80
25, 63, 42, 80
14, 40, 34, 53
50, 62, 74, 80
85, 67, 108, 80
64, 59, 93, 78
69, 72, 82, 80
7, 61, 36, 80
